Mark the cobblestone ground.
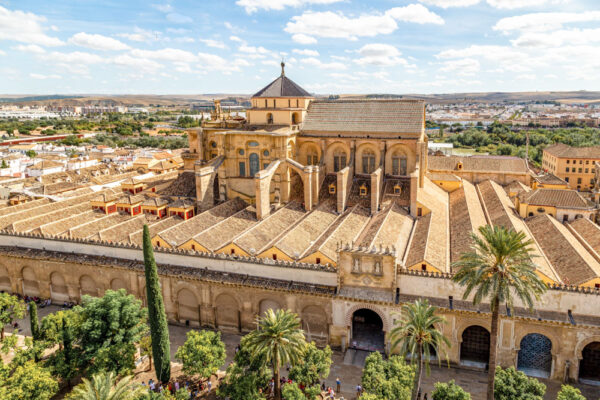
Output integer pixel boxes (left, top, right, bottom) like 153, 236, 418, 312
7, 306, 600, 400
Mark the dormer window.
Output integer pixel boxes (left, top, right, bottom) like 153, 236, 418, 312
359, 184, 368, 196
457, 162, 463, 170
328, 183, 336, 194
394, 184, 401, 194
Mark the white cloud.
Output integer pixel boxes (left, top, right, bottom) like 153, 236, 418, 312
29, 73, 61, 79
40, 51, 104, 75
130, 48, 197, 63
486, 0, 568, 9
199, 38, 226, 49
293, 48, 319, 56
439, 58, 480, 76
12, 44, 46, 54
152, 3, 173, 12
229, 35, 243, 42
291, 33, 317, 44
419, 0, 479, 8
300, 57, 347, 70
285, 5, 443, 41
511, 28, 600, 47
166, 28, 190, 34
0, 6, 63, 46
0, 50, 4, 56
236, 0, 343, 14
354, 43, 407, 66
117, 27, 156, 42
174, 37, 195, 43
68, 32, 130, 51
166, 13, 193, 24
494, 11, 600, 33
113, 54, 163, 73
197, 52, 232, 70
238, 43, 273, 57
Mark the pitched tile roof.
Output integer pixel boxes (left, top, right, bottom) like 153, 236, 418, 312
568, 217, 600, 254
544, 143, 600, 159
428, 155, 529, 174
520, 189, 590, 209
449, 180, 487, 265
527, 214, 600, 286
193, 206, 259, 252
128, 216, 182, 245
253, 71, 312, 98
533, 173, 567, 185
301, 100, 425, 135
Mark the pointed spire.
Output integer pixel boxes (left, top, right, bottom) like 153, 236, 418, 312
281, 60, 285, 76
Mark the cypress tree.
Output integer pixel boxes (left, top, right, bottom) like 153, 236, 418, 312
29, 301, 39, 341
143, 224, 171, 383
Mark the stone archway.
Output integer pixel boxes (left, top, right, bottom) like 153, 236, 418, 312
21, 266, 39, 297
215, 293, 240, 331
110, 277, 128, 291
460, 325, 490, 368
351, 308, 385, 352
302, 305, 329, 345
80, 275, 98, 298
517, 333, 553, 378
259, 298, 282, 317
50, 271, 69, 303
0, 264, 11, 292
177, 288, 200, 325
579, 341, 600, 383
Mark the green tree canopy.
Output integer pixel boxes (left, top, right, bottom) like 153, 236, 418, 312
494, 367, 546, 400
0, 359, 58, 400
289, 342, 332, 387
361, 351, 414, 400
75, 289, 147, 376
432, 380, 471, 400
175, 330, 226, 379
66, 371, 145, 400
244, 309, 306, 400
556, 384, 586, 400
39, 309, 81, 347
217, 336, 271, 400
0, 292, 25, 341
281, 382, 306, 400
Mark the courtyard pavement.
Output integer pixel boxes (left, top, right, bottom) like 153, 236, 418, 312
6, 305, 600, 399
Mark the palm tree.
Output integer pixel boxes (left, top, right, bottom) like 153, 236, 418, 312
390, 299, 450, 400
244, 308, 306, 400
452, 225, 547, 400
67, 372, 145, 400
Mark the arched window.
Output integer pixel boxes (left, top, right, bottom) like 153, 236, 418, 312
362, 150, 376, 174
333, 150, 347, 172
267, 113, 274, 124
307, 149, 318, 165
292, 112, 299, 124
392, 152, 408, 176
249, 153, 260, 177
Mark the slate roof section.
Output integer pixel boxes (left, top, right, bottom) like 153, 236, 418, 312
301, 100, 425, 135
519, 189, 590, 209
428, 155, 529, 174
544, 143, 600, 159
253, 73, 312, 98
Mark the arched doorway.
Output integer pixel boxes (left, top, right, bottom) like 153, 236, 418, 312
259, 299, 281, 317
50, 272, 69, 303
517, 333, 553, 378
80, 275, 98, 297
351, 309, 384, 352
302, 305, 329, 345
110, 278, 128, 291
579, 342, 600, 383
460, 325, 490, 368
215, 293, 240, 331
21, 266, 39, 297
177, 288, 200, 325
0, 265, 10, 292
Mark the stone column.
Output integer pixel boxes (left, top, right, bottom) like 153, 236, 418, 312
195, 167, 216, 212
337, 168, 349, 214
255, 173, 271, 220
409, 172, 418, 217
311, 166, 320, 206
370, 168, 382, 214
303, 167, 313, 211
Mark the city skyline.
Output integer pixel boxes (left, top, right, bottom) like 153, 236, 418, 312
0, 0, 599, 95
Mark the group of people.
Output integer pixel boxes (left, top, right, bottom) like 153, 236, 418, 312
141, 378, 213, 398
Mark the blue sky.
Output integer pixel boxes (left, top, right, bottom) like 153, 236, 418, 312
0, 0, 599, 95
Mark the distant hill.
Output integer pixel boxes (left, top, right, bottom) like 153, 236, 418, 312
1, 91, 599, 107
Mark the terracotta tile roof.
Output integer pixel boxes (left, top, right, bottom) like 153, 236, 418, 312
253, 73, 312, 98
10, 202, 89, 233
356, 202, 414, 257
142, 197, 169, 207
544, 143, 600, 159
116, 195, 145, 205
301, 100, 425, 135
0, 198, 50, 216
160, 171, 196, 198
273, 202, 339, 259
527, 214, 600, 285
405, 178, 449, 271
520, 188, 591, 209
428, 155, 529, 174
427, 172, 461, 182
533, 173, 567, 185
128, 216, 182, 245
30, 160, 64, 170
168, 199, 195, 209
234, 202, 307, 255
504, 180, 531, 197
449, 180, 487, 265
303, 204, 371, 261
567, 217, 600, 254
96, 214, 148, 243
37, 210, 98, 237
67, 213, 130, 239
477, 180, 559, 282
157, 197, 247, 247
193, 206, 259, 252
